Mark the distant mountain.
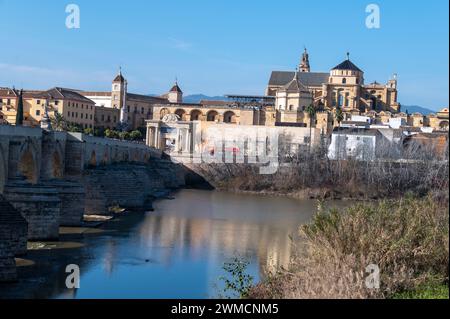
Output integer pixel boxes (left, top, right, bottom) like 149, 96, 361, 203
401, 105, 436, 115
183, 94, 230, 104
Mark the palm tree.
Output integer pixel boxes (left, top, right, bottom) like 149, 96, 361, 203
51, 112, 68, 131
335, 106, 344, 127
306, 104, 316, 153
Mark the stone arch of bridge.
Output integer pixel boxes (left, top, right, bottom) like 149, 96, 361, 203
89, 150, 97, 167
51, 150, 63, 179
102, 147, 110, 166
18, 141, 39, 184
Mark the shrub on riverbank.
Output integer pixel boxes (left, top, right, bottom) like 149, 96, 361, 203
192, 141, 449, 200
248, 195, 449, 299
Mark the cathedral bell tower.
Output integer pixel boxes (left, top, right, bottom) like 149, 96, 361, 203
299, 48, 311, 73
111, 68, 127, 109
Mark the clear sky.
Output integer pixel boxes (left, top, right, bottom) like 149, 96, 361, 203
0, 0, 448, 110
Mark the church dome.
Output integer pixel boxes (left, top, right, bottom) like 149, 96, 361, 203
332, 59, 363, 72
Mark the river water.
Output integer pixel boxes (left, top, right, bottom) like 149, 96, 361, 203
1, 189, 349, 299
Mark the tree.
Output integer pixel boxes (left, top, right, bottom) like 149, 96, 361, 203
129, 130, 143, 141
84, 128, 94, 135
335, 107, 344, 127
15, 89, 24, 126
51, 112, 68, 131
306, 104, 317, 153
119, 131, 131, 141
94, 128, 105, 138
105, 129, 118, 139
68, 123, 83, 133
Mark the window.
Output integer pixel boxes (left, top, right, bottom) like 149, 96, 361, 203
7, 99, 10, 105
37, 100, 41, 105
141, 107, 144, 114
342, 78, 347, 84
55, 101, 59, 106
36, 110, 41, 116
338, 94, 344, 107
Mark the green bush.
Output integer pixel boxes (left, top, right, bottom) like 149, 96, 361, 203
392, 283, 449, 299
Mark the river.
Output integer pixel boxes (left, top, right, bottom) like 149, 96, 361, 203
0, 189, 349, 299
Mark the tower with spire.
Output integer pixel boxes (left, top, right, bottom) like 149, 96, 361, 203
168, 79, 183, 103
111, 67, 127, 109
299, 48, 311, 73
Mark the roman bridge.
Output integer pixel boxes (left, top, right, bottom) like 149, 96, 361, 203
0, 125, 191, 281
0, 125, 164, 238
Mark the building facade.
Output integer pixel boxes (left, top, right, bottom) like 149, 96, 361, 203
0, 87, 96, 129
267, 50, 400, 113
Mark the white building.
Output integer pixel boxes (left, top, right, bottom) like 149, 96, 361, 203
328, 127, 380, 161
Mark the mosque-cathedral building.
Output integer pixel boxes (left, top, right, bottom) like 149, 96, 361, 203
1, 50, 449, 134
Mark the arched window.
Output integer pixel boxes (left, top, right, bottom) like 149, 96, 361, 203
342, 78, 347, 84
175, 109, 186, 121
190, 110, 202, 121
223, 111, 237, 124
207, 110, 219, 122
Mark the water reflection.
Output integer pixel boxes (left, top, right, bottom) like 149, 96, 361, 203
0, 189, 348, 299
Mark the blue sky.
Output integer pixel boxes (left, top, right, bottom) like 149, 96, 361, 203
0, 0, 448, 110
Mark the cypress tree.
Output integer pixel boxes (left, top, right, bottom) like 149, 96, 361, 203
15, 89, 24, 126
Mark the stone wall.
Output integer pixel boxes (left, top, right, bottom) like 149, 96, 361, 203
0, 195, 28, 282
43, 180, 85, 226
3, 180, 61, 241
82, 160, 185, 215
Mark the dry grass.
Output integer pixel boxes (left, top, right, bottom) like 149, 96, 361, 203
248, 195, 449, 299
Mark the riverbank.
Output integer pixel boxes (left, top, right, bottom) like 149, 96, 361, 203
184, 154, 449, 201
247, 193, 449, 299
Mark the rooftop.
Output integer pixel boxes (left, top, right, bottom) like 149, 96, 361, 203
332, 59, 363, 73
268, 71, 329, 87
